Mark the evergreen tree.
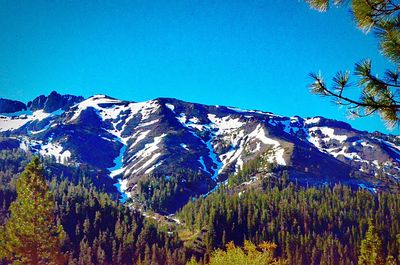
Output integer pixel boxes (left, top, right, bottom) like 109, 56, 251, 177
306, 0, 400, 128
0, 157, 65, 264
358, 220, 384, 265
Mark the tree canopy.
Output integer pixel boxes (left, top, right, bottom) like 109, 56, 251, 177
187, 241, 286, 265
0, 157, 65, 264
358, 220, 385, 265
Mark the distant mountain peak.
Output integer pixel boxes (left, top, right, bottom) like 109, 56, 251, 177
0, 98, 27, 113
27, 90, 84, 113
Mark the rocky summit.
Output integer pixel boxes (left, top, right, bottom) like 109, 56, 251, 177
0, 91, 399, 212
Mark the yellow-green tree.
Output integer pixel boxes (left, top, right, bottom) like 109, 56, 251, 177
187, 241, 286, 265
0, 157, 65, 264
358, 220, 385, 265
306, 0, 400, 128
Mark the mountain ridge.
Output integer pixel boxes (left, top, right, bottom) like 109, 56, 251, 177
0, 91, 399, 212
2, 90, 396, 134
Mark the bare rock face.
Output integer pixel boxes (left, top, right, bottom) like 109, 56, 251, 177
27, 91, 84, 113
0, 98, 26, 113
0, 92, 399, 212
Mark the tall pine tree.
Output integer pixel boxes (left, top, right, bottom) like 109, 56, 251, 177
358, 220, 384, 265
0, 157, 65, 264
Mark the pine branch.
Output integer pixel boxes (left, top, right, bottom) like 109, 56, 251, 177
309, 72, 400, 108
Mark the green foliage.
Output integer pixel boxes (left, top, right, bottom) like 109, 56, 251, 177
51, 177, 187, 264
186, 256, 200, 265
1, 150, 399, 264
0, 157, 65, 264
306, 0, 400, 128
0, 150, 190, 265
188, 241, 286, 265
228, 151, 276, 187
358, 220, 385, 265
136, 170, 209, 213
178, 179, 400, 264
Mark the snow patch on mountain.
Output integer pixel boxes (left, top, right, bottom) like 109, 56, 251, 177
326, 147, 362, 161
108, 144, 131, 202
180, 143, 189, 150
18, 137, 41, 152
205, 138, 223, 180
39, 142, 71, 165
130, 130, 151, 148
205, 114, 250, 178
0, 116, 31, 132
352, 140, 374, 148
208, 114, 245, 131
67, 95, 161, 145
126, 133, 167, 175
30, 124, 52, 135
0, 109, 64, 132
315, 127, 348, 142
165, 103, 175, 112
248, 124, 286, 166
382, 140, 400, 156
145, 161, 162, 174
177, 113, 208, 131
358, 183, 377, 193
114, 179, 130, 203
307, 126, 348, 150
136, 119, 159, 128
198, 156, 209, 174
109, 145, 127, 178
227, 106, 282, 117
68, 95, 122, 122
305, 117, 321, 125
218, 130, 246, 173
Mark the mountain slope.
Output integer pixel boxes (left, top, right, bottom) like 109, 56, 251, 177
0, 91, 398, 212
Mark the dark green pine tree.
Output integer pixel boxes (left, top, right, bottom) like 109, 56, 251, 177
358, 220, 384, 265
0, 157, 65, 264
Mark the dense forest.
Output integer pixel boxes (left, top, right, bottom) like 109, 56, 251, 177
178, 180, 400, 264
178, 155, 400, 264
0, 150, 190, 264
0, 149, 399, 264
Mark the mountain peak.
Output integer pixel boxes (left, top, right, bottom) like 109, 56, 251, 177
27, 91, 84, 113
0, 98, 27, 113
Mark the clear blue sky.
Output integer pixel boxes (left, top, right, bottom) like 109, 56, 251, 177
0, 0, 398, 134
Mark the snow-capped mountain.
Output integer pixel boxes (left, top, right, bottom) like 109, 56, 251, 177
0, 91, 399, 210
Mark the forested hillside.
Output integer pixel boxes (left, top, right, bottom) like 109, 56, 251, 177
0, 150, 399, 264
0, 150, 189, 264
178, 180, 400, 264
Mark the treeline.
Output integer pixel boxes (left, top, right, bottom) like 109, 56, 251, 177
227, 151, 277, 187
178, 177, 400, 264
